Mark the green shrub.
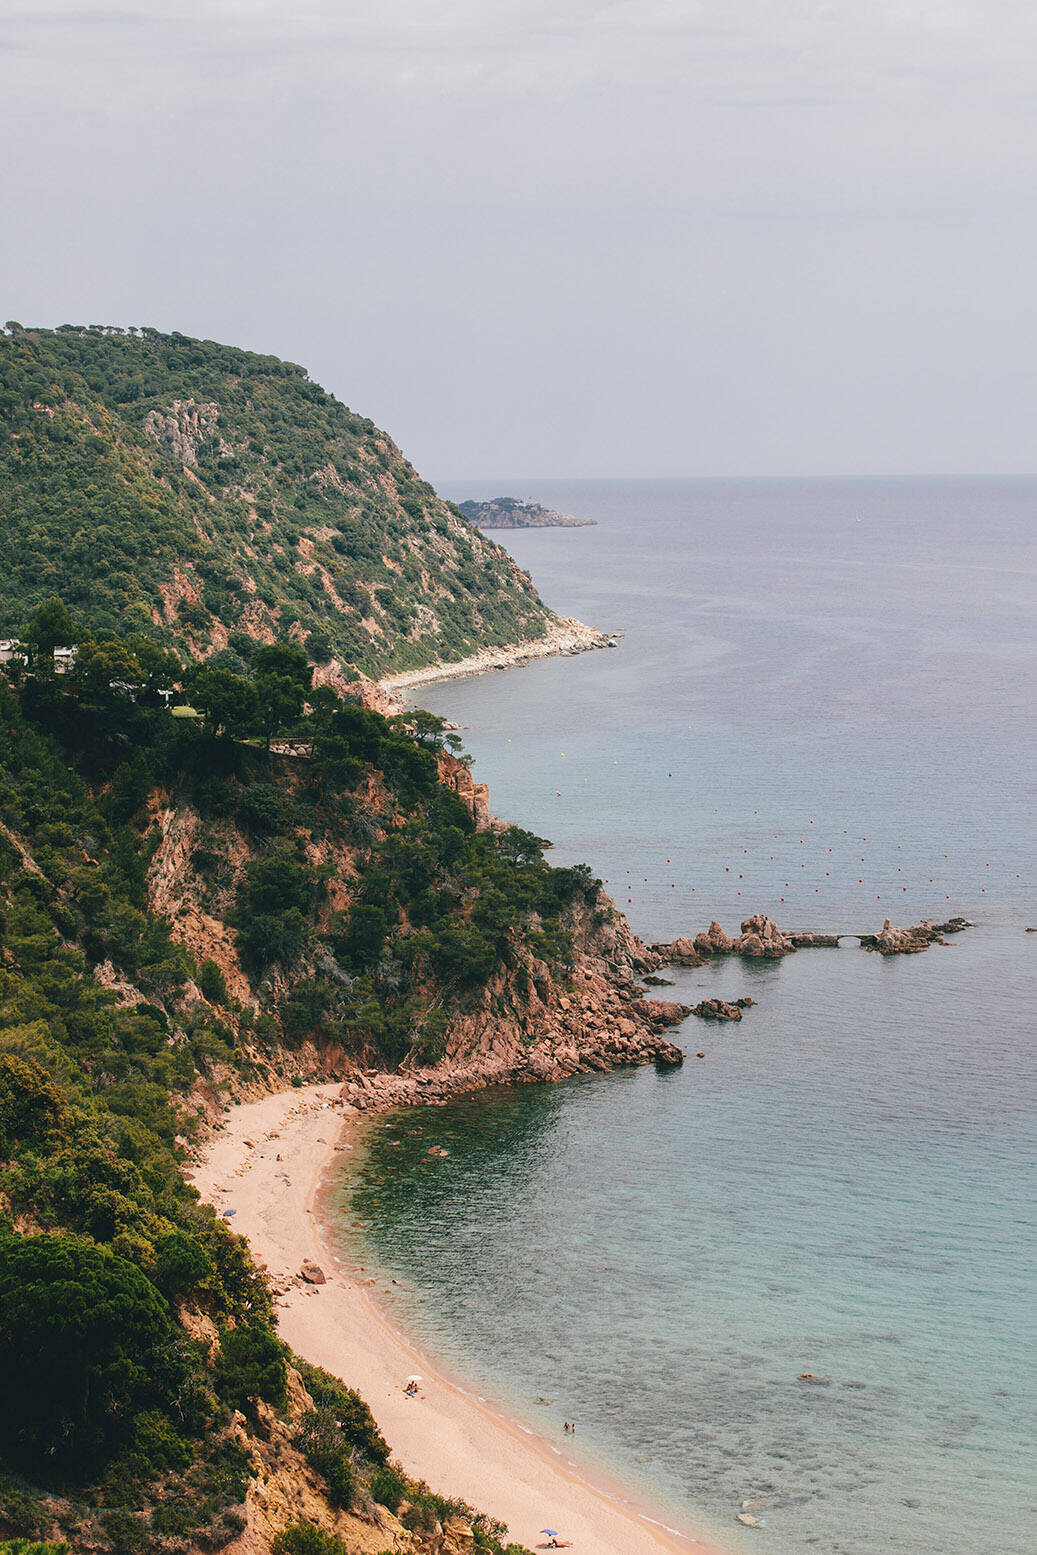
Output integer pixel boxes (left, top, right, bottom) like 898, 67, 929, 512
369, 1463, 408, 1511
305, 631, 332, 664
294, 1409, 355, 1509
331, 904, 386, 972
153, 1229, 214, 1296
271, 1526, 345, 1555
0, 1481, 48, 1539
197, 959, 229, 1004
0, 1542, 70, 1555
214, 1324, 287, 1412
238, 783, 285, 836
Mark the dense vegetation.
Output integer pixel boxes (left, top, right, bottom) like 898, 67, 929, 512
0, 602, 588, 1553
0, 323, 550, 675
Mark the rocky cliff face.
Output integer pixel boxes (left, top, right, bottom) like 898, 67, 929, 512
143, 775, 686, 1109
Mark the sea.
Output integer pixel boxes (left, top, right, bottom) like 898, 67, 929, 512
327, 478, 1036, 1555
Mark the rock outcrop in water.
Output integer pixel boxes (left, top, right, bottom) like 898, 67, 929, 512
654, 914, 796, 964
730, 913, 795, 958
692, 997, 755, 1021
655, 913, 971, 965
694, 921, 734, 957
860, 917, 971, 954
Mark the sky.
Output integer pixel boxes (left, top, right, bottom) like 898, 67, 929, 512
2, 1, 1035, 479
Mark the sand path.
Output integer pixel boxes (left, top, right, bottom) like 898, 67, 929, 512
190, 1084, 730, 1555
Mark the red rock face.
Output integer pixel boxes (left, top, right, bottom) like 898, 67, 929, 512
336, 891, 688, 1110
437, 751, 494, 831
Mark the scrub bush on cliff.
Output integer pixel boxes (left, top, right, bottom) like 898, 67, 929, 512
214, 1323, 287, 1414
292, 1357, 389, 1466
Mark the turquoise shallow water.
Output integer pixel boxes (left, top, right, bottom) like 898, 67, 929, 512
330, 479, 1036, 1554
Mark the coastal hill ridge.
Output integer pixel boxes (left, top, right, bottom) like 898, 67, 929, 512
0, 324, 591, 690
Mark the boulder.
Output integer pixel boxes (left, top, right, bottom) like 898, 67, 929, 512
299, 1260, 326, 1284
641, 998, 692, 1028
650, 935, 704, 966
694, 920, 734, 957
692, 999, 743, 1021
731, 914, 794, 958
441, 1516, 476, 1554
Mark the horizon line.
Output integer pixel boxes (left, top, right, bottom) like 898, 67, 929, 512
432, 471, 1037, 485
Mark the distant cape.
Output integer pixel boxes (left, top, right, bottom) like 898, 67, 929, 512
458, 496, 596, 530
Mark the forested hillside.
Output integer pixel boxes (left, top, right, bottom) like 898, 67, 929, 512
0, 625, 680, 1555
0, 324, 551, 678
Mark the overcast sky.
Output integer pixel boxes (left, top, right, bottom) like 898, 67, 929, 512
2, 1, 1035, 477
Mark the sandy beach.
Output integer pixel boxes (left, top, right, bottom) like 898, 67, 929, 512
190, 1083, 729, 1555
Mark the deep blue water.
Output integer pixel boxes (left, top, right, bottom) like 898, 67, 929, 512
330, 479, 1036, 1554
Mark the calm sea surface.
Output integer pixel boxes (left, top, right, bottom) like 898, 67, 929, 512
329, 479, 1036, 1554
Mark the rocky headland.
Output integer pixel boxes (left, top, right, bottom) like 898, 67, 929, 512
458, 496, 596, 530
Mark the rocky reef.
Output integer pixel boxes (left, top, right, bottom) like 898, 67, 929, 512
653, 914, 799, 964
860, 917, 971, 954
653, 913, 971, 966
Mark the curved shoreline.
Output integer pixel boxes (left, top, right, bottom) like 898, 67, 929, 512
190, 1083, 731, 1555
379, 616, 612, 701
